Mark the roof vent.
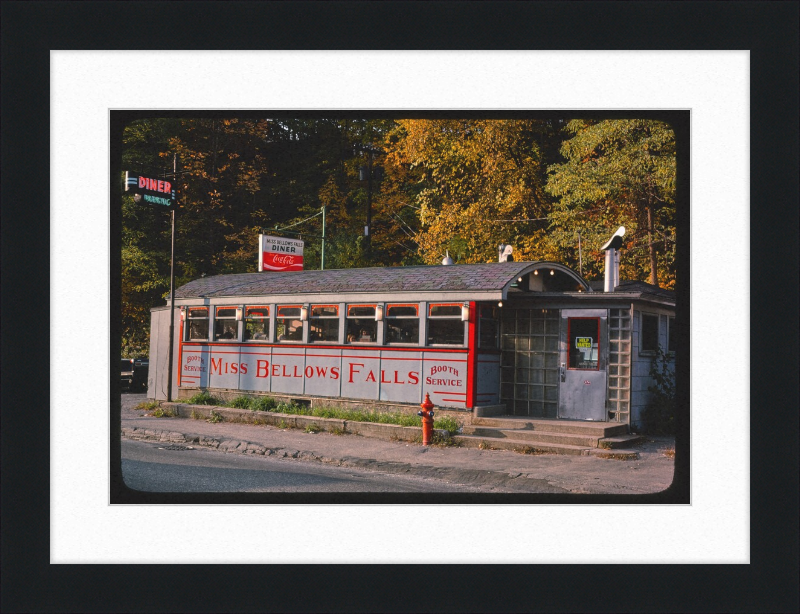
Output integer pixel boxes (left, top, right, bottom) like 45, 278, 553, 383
498, 244, 514, 262
601, 226, 625, 292
442, 251, 454, 266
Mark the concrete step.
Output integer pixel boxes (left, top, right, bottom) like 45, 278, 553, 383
497, 429, 601, 447
598, 435, 645, 449
453, 434, 590, 456
471, 416, 629, 437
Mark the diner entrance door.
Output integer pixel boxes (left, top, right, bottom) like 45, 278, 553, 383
558, 309, 607, 421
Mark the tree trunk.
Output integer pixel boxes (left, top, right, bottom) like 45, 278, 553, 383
647, 203, 658, 286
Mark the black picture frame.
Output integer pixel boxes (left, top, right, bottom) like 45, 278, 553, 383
2, 2, 797, 613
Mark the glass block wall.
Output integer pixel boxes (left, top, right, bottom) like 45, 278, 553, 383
608, 307, 632, 422
500, 309, 560, 417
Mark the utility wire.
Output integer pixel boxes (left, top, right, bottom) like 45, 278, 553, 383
274, 210, 323, 231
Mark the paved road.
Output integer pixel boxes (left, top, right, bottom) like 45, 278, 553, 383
122, 439, 486, 492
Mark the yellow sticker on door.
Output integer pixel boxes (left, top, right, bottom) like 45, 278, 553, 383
575, 337, 592, 348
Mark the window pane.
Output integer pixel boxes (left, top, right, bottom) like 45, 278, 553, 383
347, 305, 375, 318
188, 307, 208, 318
216, 307, 237, 318
312, 305, 338, 317
246, 306, 268, 318
244, 318, 269, 341
346, 319, 377, 343
641, 314, 659, 352
310, 318, 339, 342
427, 319, 464, 345
386, 318, 418, 343
188, 320, 209, 340
277, 306, 302, 318
214, 319, 237, 340
429, 304, 461, 317
568, 318, 599, 370
277, 319, 303, 341
387, 304, 418, 317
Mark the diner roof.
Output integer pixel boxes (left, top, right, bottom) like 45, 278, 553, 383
174, 261, 591, 300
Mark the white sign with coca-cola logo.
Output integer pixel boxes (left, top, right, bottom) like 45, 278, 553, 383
259, 235, 304, 272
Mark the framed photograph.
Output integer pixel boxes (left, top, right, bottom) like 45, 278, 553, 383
3, 2, 797, 613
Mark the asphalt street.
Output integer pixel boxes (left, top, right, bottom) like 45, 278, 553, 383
122, 439, 489, 492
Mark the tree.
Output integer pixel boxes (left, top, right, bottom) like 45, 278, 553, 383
545, 120, 676, 288
382, 119, 561, 264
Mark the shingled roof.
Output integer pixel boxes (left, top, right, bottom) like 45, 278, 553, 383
175, 261, 576, 299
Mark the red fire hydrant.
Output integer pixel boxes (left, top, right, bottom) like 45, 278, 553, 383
417, 393, 435, 446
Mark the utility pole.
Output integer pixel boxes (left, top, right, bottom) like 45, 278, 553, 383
166, 153, 178, 401
321, 206, 326, 270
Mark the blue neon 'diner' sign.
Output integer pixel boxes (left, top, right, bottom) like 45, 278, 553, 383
125, 171, 176, 207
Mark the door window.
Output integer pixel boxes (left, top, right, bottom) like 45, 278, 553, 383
567, 318, 600, 370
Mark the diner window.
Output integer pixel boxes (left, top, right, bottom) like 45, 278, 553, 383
478, 304, 499, 349
214, 306, 239, 340
640, 313, 659, 353
427, 303, 465, 346
346, 305, 377, 343
187, 307, 209, 341
276, 305, 304, 342
568, 317, 600, 370
310, 305, 339, 342
244, 306, 270, 341
386, 304, 419, 344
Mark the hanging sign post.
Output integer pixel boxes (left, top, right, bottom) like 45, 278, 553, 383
125, 163, 179, 400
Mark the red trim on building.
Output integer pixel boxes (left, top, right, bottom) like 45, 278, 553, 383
177, 318, 184, 387
466, 301, 478, 409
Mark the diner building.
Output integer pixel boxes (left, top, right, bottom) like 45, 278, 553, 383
147, 260, 675, 429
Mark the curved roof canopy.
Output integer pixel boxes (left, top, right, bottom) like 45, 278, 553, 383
174, 261, 591, 301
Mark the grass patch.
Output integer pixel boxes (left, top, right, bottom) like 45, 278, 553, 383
135, 400, 160, 412
304, 424, 321, 434
330, 426, 347, 436
151, 407, 176, 418
663, 447, 675, 459
250, 396, 278, 412
206, 409, 223, 423
478, 440, 493, 450
228, 395, 254, 409
190, 410, 202, 420
277, 419, 289, 429
186, 391, 220, 405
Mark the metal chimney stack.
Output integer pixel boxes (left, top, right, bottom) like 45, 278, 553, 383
600, 226, 626, 292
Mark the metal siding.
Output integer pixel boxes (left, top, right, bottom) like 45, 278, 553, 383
303, 348, 343, 397
378, 350, 423, 403
237, 346, 273, 392
340, 349, 381, 400
207, 345, 244, 390
269, 346, 307, 394
476, 352, 501, 405
180, 344, 210, 389
422, 351, 469, 408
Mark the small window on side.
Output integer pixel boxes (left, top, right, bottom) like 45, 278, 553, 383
386, 303, 419, 345
346, 305, 377, 343
214, 306, 239, 340
244, 306, 269, 341
640, 313, 659, 353
427, 303, 464, 346
479, 305, 499, 349
310, 304, 339, 343
276, 305, 303, 342
187, 307, 210, 341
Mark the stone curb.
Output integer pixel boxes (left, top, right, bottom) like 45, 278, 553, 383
120, 426, 566, 492
161, 402, 451, 443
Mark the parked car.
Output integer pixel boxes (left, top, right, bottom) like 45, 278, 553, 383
121, 357, 149, 392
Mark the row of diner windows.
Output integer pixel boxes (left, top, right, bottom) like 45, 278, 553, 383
183, 303, 501, 348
